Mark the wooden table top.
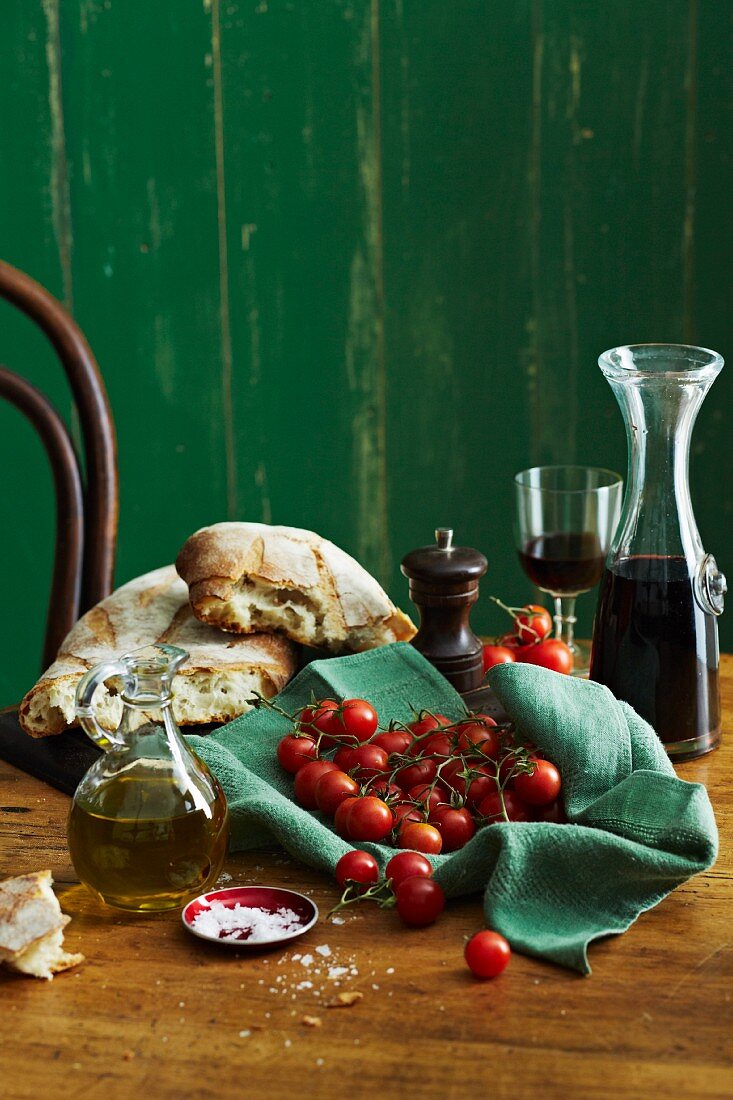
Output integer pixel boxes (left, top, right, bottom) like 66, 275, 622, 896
1, 659, 732, 1100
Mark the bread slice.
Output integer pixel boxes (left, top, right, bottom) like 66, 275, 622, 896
19, 565, 298, 737
175, 522, 416, 653
0, 870, 84, 979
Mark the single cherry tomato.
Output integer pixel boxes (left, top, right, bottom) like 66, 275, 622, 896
385, 850, 433, 889
498, 633, 523, 652
456, 714, 500, 758
465, 930, 511, 979
429, 805, 476, 852
345, 796, 394, 842
513, 758, 562, 806
478, 789, 530, 823
408, 712, 452, 739
515, 638, 573, 675
407, 782, 450, 813
368, 779, 404, 801
395, 758, 438, 790
331, 698, 379, 744
419, 732, 454, 758
334, 795, 360, 838
440, 758, 470, 793
315, 769, 360, 815
482, 644, 516, 673
515, 604, 552, 644
293, 759, 339, 809
372, 729, 412, 756
299, 699, 342, 748
344, 744, 390, 781
463, 769, 498, 809
392, 803, 424, 829
335, 849, 380, 889
276, 734, 319, 774
395, 876, 446, 927
398, 821, 443, 854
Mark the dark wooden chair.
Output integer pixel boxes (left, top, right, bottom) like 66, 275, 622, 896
0, 260, 118, 792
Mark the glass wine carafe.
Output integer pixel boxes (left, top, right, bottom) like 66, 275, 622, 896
68, 644, 229, 911
589, 344, 727, 760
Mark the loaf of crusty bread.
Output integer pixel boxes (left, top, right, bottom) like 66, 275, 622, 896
0, 870, 84, 979
175, 522, 416, 653
19, 565, 298, 737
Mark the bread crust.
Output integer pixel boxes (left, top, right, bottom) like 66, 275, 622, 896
19, 565, 298, 737
176, 522, 416, 651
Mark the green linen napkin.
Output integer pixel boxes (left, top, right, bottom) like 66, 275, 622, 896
187, 643, 717, 974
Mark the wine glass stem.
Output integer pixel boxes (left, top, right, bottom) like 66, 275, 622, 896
553, 596, 577, 652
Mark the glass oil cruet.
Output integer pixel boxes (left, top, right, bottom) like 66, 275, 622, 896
589, 344, 727, 760
68, 644, 229, 911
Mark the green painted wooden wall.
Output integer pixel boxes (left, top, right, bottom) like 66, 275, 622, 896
0, 0, 731, 705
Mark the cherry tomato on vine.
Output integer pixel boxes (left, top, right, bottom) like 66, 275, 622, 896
276, 734, 319, 774
429, 805, 476, 852
513, 758, 562, 806
395, 876, 446, 927
293, 759, 339, 809
407, 782, 450, 813
334, 744, 389, 781
372, 729, 413, 756
395, 758, 438, 790
420, 732, 454, 758
515, 638, 573, 675
482, 644, 517, 673
465, 930, 511, 979
315, 769, 360, 815
335, 849, 380, 889
299, 699, 341, 746
477, 789, 530, 823
498, 633, 523, 651
334, 795, 360, 838
408, 712, 452, 739
332, 698, 379, 744
345, 796, 394, 842
398, 821, 443, 854
456, 715, 500, 758
392, 803, 424, 829
515, 604, 552, 644
368, 778, 404, 801
385, 851, 433, 889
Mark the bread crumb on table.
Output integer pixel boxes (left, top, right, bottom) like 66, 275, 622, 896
327, 991, 364, 1009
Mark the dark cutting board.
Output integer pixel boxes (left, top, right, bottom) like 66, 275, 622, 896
0, 682, 505, 798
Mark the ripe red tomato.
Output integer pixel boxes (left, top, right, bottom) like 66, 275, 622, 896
407, 782, 450, 813
395, 877, 446, 926
515, 638, 573, 675
456, 715, 500, 758
335, 849, 380, 889
482, 644, 517, 673
372, 729, 412, 756
429, 805, 476, 852
478, 789, 530, 822
513, 758, 562, 806
300, 699, 340, 736
293, 759, 339, 809
345, 796, 394, 842
334, 795, 360, 838
463, 769, 498, 809
315, 769, 360, 815
392, 803, 424, 829
420, 733, 454, 758
385, 851, 433, 889
331, 698, 379, 744
395, 758, 438, 790
368, 779, 403, 801
465, 930, 511, 979
276, 734, 318, 774
334, 744, 389, 781
398, 821, 443, 854
408, 713, 452, 739
515, 604, 552, 644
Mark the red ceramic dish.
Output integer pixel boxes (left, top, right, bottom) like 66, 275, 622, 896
181, 885, 319, 948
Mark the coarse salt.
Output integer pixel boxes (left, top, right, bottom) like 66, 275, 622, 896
328, 966, 348, 979
191, 901, 303, 943
315, 944, 332, 957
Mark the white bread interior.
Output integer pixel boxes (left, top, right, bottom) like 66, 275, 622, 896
0, 870, 84, 980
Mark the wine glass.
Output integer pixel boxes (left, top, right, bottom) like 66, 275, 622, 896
513, 466, 623, 675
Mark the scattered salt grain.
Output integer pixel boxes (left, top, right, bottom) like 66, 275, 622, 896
292, 953, 302, 961
386, 967, 394, 974
315, 944, 332, 958
191, 901, 303, 943
297, 981, 313, 990
331, 916, 345, 925
284, 1039, 292, 1048
372, 984, 379, 991
328, 966, 348, 979
239, 1030, 251, 1038
316, 1058, 325, 1066
299, 954, 314, 968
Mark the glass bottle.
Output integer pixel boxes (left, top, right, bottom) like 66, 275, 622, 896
589, 344, 727, 760
68, 644, 229, 910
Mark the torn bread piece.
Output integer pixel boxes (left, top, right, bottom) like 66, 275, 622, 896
176, 522, 416, 653
19, 565, 298, 737
0, 870, 84, 980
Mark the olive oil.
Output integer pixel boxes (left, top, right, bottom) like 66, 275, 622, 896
68, 775, 229, 911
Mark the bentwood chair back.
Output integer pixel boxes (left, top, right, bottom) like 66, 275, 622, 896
0, 260, 118, 669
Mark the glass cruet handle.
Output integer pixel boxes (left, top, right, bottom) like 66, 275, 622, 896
75, 660, 130, 750
696, 554, 727, 617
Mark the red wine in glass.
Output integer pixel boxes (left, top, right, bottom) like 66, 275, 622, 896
518, 531, 605, 595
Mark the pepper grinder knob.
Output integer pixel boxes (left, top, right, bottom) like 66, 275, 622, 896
401, 528, 488, 694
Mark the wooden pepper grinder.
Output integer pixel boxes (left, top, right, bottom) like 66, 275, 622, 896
401, 528, 489, 703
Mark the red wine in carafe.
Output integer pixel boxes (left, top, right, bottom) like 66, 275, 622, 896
589, 555, 720, 756
519, 531, 605, 594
